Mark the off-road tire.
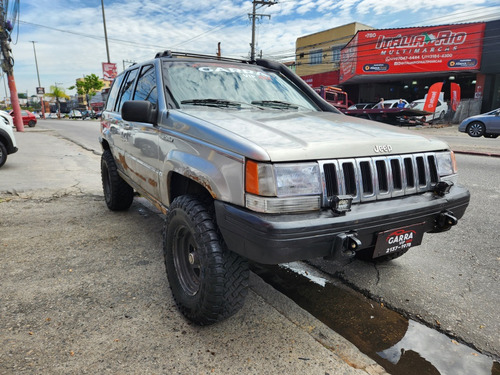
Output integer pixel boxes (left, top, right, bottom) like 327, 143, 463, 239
355, 246, 409, 262
0, 141, 7, 168
101, 149, 134, 210
163, 195, 249, 325
467, 121, 485, 137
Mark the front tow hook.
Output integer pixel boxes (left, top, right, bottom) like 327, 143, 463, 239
330, 232, 362, 258
435, 211, 458, 231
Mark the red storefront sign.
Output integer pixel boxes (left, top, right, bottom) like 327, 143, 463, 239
102, 62, 118, 81
300, 70, 339, 88
340, 23, 485, 83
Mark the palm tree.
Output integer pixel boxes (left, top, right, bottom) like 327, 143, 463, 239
46, 86, 69, 118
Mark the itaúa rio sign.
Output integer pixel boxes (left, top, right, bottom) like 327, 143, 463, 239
340, 23, 485, 83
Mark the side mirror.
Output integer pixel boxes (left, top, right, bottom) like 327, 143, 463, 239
122, 100, 157, 125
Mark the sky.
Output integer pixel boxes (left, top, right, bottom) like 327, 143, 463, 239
3, 0, 500, 97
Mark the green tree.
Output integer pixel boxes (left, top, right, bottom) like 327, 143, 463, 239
46, 86, 70, 118
69, 74, 104, 110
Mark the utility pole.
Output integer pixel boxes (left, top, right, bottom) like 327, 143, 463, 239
101, 0, 110, 63
30, 41, 45, 119
0, 0, 23, 131
249, 0, 277, 61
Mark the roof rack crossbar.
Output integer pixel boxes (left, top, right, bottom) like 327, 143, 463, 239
154, 50, 251, 64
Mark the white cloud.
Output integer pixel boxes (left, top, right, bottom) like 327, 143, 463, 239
5, 0, 499, 96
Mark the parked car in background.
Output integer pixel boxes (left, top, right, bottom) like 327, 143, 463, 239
47, 113, 59, 119
9, 109, 37, 127
372, 99, 409, 109
458, 108, 500, 138
0, 111, 17, 168
69, 109, 83, 119
409, 99, 448, 123
348, 102, 375, 110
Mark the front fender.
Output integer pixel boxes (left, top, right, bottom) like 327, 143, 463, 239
162, 149, 245, 206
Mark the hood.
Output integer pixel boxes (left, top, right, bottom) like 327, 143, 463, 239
172, 108, 450, 162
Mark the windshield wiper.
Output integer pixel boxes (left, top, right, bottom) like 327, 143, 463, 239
181, 99, 243, 108
251, 100, 299, 110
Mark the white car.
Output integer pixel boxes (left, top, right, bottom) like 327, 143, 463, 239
69, 109, 83, 119
0, 111, 17, 167
409, 99, 448, 123
372, 99, 409, 109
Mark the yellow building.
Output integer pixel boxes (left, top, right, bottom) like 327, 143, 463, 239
295, 22, 374, 81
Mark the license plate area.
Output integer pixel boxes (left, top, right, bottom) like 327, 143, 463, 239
373, 223, 425, 258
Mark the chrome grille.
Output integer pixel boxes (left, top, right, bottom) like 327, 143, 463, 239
319, 153, 439, 205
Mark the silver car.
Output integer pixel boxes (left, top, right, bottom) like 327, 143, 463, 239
458, 108, 500, 138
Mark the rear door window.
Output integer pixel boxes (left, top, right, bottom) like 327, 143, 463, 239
133, 65, 157, 107
117, 68, 139, 112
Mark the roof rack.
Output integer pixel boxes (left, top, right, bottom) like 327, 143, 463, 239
154, 50, 252, 64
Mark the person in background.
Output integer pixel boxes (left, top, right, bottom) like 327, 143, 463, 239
397, 99, 406, 108
375, 98, 384, 109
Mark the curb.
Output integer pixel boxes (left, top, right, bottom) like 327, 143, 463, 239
454, 150, 500, 158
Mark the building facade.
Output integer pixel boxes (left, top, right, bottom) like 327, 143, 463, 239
295, 22, 374, 88
296, 21, 500, 114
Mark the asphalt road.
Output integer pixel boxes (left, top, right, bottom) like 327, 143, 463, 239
33, 118, 500, 358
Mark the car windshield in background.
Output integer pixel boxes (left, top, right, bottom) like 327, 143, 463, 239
162, 61, 319, 111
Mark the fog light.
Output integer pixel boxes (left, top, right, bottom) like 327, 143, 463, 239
434, 181, 453, 196
329, 195, 353, 214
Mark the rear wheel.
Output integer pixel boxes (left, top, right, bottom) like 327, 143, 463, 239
467, 121, 485, 137
101, 149, 134, 210
163, 195, 249, 325
0, 142, 7, 168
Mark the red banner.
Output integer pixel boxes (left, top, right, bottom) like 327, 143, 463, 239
300, 71, 340, 88
102, 62, 118, 81
424, 82, 444, 112
450, 83, 461, 111
340, 23, 485, 83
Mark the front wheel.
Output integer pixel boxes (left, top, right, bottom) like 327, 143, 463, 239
467, 121, 485, 137
0, 141, 7, 168
28, 120, 36, 127
163, 195, 249, 325
101, 149, 134, 210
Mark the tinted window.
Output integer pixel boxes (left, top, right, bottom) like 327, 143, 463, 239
105, 74, 125, 112
117, 68, 139, 112
133, 65, 157, 106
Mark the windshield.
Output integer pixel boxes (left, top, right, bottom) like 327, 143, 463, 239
162, 61, 319, 111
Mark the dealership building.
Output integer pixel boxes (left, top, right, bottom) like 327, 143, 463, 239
295, 20, 500, 114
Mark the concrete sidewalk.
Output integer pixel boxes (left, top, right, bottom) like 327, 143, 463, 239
0, 130, 386, 373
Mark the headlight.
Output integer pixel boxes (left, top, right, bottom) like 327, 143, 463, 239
435, 151, 457, 177
245, 160, 321, 213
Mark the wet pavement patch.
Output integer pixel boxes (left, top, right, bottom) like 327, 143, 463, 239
251, 262, 500, 375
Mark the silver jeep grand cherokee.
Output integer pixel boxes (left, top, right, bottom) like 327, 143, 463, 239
100, 51, 470, 325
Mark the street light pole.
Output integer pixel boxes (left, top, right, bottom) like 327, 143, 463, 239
30, 41, 45, 119
101, 0, 110, 63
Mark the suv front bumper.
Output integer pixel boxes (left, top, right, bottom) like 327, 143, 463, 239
215, 184, 470, 264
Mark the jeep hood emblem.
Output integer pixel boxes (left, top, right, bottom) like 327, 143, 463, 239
374, 144, 393, 153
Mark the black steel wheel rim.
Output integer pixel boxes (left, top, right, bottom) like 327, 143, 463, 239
173, 225, 201, 296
